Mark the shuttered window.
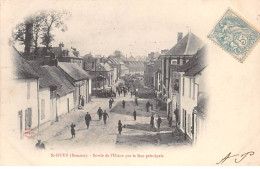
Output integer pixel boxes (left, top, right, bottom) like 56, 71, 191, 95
25, 108, 32, 129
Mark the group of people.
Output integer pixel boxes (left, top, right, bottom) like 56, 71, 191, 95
150, 114, 162, 130
97, 107, 109, 124
116, 85, 128, 97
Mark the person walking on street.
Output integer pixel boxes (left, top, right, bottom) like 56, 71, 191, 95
118, 120, 123, 135
97, 107, 103, 120
146, 101, 151, 112
103, 110, 109, 125
81, 96, 85, 108
85, 112, 92, 129
123, 90, 126, 97
157, 115, 162, 130
133, 109, 137, 121
130, 91, 133, 98
135, 97, 138, 106
150, 115, 154, 128
70, 123, 76, 138
169, 116, 173, 127
122, 100, 125, 109
109, 99, 113, 109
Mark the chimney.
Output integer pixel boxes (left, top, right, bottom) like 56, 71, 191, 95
177, 32, 183, 42
59, 42, 64, 48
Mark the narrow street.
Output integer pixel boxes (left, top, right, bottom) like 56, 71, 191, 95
33, 83, 189, 149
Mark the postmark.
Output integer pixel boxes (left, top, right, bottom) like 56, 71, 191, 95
208, 8, 260, 63
24, 128, 34, 138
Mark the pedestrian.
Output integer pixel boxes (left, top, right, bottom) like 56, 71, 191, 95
70, 123, 76, 138
157, 115, 162, 130
35, 140, 45, 149
85, 112, 92, 129
97, 107, 103, 120
123, 90, 126, 97
133, 109, 137, 121
122, 100, 125, 109
150, 115, 154, 128
81, 96, 85, 107
135, 97, 138, 106
118, 89, 121, 96
109, 99, 112, 109
103, 110, 109, 125
130, 91, 133, 98
118, 120, 123, 135
169, 116, 173, 127
146, 101, 151, 112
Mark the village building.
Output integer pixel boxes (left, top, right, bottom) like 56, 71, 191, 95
159, 32, 204, 118
144, 52, 161, 88
171, 46, 207, 143
58, 62, 92, 108
9, 47, 39, 139
123, 60, 144, 75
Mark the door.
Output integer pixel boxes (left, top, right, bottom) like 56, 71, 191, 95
18, 111, 23, 139
184, 110, 187, 138
192, 112, 198, 144
67, 98, 70, 113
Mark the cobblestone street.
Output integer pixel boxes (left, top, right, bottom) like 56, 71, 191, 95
33, 86, 190, 149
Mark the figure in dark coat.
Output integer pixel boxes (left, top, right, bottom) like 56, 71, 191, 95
81, 96, 85, 107
109, 99, 113, 109
35, 140, 45, 149
103, 110, 109, 125
157, 116, 162, 130
130, 91, 133, 98
70, 123, 76, 138
168, 117, 173, 127
118, 120, 123, 134
150, 115, 154, 128
122, 100, 125, 109
97, 107, 103, 120
135, 97, 138, 106
85, 112, 92, 129
146, 101, 151, 112
133, 109, 137, 121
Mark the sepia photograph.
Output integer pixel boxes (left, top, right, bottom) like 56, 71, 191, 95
0, 0, 260, 166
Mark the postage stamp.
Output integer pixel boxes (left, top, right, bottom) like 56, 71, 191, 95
208, 8, 260, 63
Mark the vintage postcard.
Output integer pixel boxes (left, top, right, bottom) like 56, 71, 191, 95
0, 0, 260, 166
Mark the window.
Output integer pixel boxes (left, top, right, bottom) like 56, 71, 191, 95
41, 99, 45, 120
171, 60, 177, 65
182, 78, 185, 96
189, 78, 192, 98
27, 82, 30, 99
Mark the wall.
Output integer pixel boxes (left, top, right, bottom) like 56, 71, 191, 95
179, 74, 199, 139
57, 92, 74, 116
7, 78, 38, 139
39, 87, 51, 125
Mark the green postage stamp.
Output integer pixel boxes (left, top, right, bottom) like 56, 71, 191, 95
208, 8, 260, 63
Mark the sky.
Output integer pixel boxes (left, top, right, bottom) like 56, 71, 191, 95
8, 0, 241, 58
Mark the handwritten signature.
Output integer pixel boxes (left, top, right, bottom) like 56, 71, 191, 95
217, 151, 255, 164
